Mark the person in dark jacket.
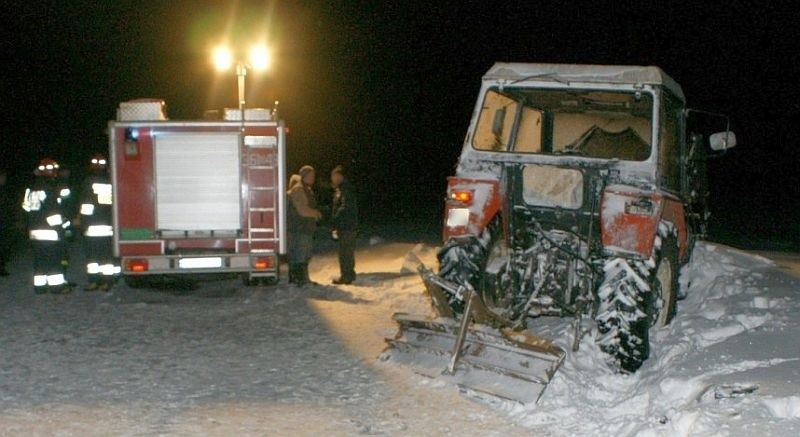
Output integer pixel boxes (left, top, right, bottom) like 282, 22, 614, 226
330, 165, 358, 285
287, 165, 322, 286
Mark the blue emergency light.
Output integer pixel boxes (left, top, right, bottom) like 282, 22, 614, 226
125, 128, 139, 142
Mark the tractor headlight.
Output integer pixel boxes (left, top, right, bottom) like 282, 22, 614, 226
446, 208, 470, 228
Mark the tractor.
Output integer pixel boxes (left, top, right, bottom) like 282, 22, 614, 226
385, 63, 736, 403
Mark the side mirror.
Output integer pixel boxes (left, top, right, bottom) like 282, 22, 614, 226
709, 131, 737, 151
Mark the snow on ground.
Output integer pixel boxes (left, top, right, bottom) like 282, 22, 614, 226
512, 242, 800, 436
0, 241, 522, 435
0, 239, 798, 436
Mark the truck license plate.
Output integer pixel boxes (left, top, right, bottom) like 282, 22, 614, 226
178, 257, 223, 269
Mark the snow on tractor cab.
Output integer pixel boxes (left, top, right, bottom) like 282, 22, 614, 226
385, 63, 736, 404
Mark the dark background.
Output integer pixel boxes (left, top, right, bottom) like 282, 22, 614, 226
2, 0, 798, 249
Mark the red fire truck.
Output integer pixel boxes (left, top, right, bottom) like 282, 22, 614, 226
109, 100, 286, 286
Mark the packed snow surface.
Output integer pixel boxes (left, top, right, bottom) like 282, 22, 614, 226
513, 242, 800, 436
0, 240, 798, 436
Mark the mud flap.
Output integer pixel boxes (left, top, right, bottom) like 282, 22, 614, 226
384, 267, 566, 404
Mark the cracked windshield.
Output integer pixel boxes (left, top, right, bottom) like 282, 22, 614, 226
473, 88, 653, 161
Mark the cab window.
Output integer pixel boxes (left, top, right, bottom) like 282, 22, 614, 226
659, 92, 683, 191
472, 87, 653, 161
473, 90, 519, 151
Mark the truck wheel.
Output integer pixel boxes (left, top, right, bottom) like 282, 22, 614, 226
242, 275, 279, 286
595, 227, 678, 373
124, 275, 149, 289
242, 274, 260, 286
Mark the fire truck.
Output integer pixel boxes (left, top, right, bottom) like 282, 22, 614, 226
109, 100, 287, 286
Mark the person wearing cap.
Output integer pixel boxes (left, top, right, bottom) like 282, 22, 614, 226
330, 165, 358, 285
287, 165, 322, 286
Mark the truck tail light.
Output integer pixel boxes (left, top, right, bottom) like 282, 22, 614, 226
253, 256, 274, 270
449, 190, 473, 205
125, 259, 149, 273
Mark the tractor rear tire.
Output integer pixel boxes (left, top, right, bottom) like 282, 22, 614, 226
595, 227, 678, 373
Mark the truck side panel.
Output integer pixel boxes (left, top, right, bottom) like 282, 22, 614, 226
114, 127, 157, 246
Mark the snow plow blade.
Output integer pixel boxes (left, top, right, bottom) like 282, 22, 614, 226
384, 267, 566, 404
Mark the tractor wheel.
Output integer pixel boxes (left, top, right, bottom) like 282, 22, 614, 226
436, 221, 496, 314
654, 236, 679, 327
595, 226, 678, 373
479, 227, 515, 318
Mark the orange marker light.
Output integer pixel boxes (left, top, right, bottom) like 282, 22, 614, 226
254, 257, 273, 269
125, 259, 149, 273
450, 190, 473, 204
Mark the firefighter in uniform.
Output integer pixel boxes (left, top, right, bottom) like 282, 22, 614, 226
22, 158, 73, 294
80, 154, 119, 291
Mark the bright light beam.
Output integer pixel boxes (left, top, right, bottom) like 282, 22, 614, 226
212, 46, 233, 71
249, 45, 271, 71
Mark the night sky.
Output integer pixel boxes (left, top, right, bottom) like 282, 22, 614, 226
2, 1, 798, 248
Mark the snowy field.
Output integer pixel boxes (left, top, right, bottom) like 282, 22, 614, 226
0, 239, 798, 436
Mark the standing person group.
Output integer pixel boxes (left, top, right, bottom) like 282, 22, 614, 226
19, 155, 119, 294
286, 164, 359, 287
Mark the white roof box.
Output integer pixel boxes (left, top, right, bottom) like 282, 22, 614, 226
224, 108, 273, 121
117, 99, 168, 121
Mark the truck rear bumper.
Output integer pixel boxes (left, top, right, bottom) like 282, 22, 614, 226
121, 253, 278, 277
